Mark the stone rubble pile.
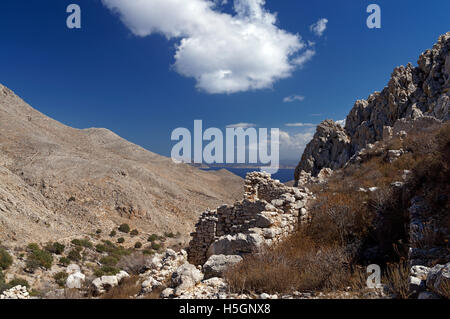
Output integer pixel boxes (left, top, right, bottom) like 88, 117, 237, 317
0, 285, 30, 299
187, 172, 312, 266
140, 248, 189, 294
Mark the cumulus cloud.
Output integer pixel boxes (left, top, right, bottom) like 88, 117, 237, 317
279, 129, 314, 161
335, 119, 346, 127
226, 122, 257, 128
283, 95, 305, 103
102, 0, 315, 94
310, 18, 328, 37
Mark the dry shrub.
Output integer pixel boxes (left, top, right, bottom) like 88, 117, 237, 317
438, 280, 450, 299
383, 260, 411, 299
101, 276, 141, 299
225, 232, 351, 294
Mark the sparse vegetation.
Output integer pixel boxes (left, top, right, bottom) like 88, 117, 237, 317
100, 256, 119, 266
94, 265, 120, 277
134, 242, 142, 249
118, 224, 130, 234
0, 248, 13, 270
383, 260, 411, 299
7, 277, 29, 288
45, 242, 65, 255
117, 237, 125, 244
58, 257, 70, 267
130, 229, 139, 237
71, 238, 93, 249
26, 243, 53, 271
147, 234, 158, 242
100, 276, 141, 299
53, 271, 68, 287
109, 230, 117, 237
67, 248, 82, 262
150, 242, 161, 251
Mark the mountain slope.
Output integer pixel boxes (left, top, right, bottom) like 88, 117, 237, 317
295, 32, 449, 179
0, 84, 243, 246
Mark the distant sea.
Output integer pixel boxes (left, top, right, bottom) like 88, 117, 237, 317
201, 167, 295, 183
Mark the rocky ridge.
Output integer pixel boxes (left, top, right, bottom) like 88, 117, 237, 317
295, 32, 450, 180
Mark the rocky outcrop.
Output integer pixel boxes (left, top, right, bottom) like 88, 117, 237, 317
294, 121, 351, 180
187, 172, 312, 266
203, 255, 243, 279
91, 271, 129, 295
295, 32, 450, 180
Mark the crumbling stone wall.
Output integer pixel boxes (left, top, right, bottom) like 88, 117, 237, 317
187, 172, 311, 266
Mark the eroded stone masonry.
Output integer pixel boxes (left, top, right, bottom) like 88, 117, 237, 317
187, 172, 312, 266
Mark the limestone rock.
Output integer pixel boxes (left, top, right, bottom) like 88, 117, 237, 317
294, 32, 450, 179
171, 263, 204, 294
294, 120, 351, 179
203, 255, 243, 279
66, 272, 85, 289
426, 263, 450, 297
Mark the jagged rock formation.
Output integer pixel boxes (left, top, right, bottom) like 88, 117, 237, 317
295, 121, 351, 179
295, 32, 450, 181
0, 83, 243, 246
187, 172, 312, 266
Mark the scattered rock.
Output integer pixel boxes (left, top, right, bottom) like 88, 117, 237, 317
203, 255, 243, 279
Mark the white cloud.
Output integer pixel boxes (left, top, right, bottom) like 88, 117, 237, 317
285, 122, 316, 127
335, 119, 346, 127
283, 95, 305, 103
102, 0, 315, 94
292, 49, 316, 67
310, 18, 328, 37
279, 129, 315, 160
226, 122, 257, 128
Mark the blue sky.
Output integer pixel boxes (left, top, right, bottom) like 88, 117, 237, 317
0, 0, 449, 165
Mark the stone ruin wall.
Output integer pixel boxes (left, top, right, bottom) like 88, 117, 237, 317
187, 172, 312, 266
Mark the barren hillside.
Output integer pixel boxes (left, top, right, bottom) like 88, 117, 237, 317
0, 84, 243, 246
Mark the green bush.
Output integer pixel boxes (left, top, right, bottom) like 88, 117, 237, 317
130, 229, 139, 237
8, 277, 29, 288
71, 238, 93, 249
0, 269, 5, 284
142, 250, 154, 255
134, 242, 142, 249
117, 238, 125, 244
67, 249, 81, 262
26, 245, 53, 270
27, 243, 40, 251
53, 271, 68, 287
99, 256, 118, 266
147, 234, 158, 242
109, 230, 117, 237
151, 242, 161, 251
0, 248, 13, 270
58, 257, 70, 267
164, 232, 175, 238
94, 265, 120, 277
96, 229, 102, 234
45, 242, 65, 255
118, 224, 130, 233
